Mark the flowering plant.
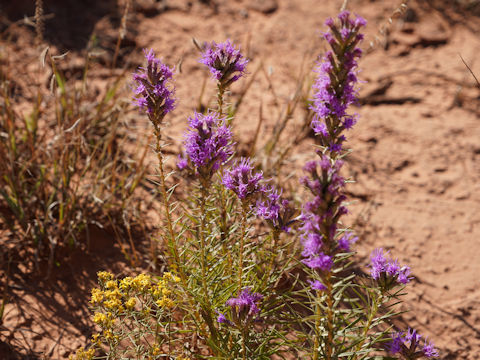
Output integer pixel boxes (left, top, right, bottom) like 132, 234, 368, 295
73, 10, 439, 360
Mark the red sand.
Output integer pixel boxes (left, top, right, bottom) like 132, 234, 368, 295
1, 0, 479, 358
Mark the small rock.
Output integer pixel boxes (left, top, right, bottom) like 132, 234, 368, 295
246, 0, 278, 14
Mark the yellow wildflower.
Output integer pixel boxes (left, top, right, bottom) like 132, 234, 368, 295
163, 272, 172, 280
119, 276, 134, 291
97, 271, 113, 283
133, 273, 151, 291
152, 345, 161, 356
156, 296, 175, 309
125, 297, 136, 310
90, 288, 104, 305
91, 333, 101, 346
162, 287, 171, 296
105, 280, 118, 290
69, 347, 95, 360
93, 312, 107, 326
103, 329, 114, 341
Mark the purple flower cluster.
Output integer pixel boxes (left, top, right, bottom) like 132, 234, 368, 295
179, 112, 233, 179
256, 185, 295, 232
369, 248, 412, 289
132, 49, 175, 123
222, 158, 263, 203
311, 11, 366, 153
388, 328, 439, 359
199, 40, 248, 86
299, 156, 350, 271
217, 288, 263, 327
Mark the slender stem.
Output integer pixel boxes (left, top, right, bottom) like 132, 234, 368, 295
199, 183, 211, 307
238, 204, 247, 291
219, 185, 233, 277
353, 292, 382, 358
313, 293, 321, 360
242, 328, 248, 360
153, 124, 181, 272
325, 271, 334, 360
262, 229, 279, 288
217, 83, 225, 117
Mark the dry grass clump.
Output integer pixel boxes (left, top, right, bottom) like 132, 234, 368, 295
0, 48, 150, 277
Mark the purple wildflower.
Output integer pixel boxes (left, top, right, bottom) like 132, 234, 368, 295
308, 280, 327, 291
226, 288, 263, 316
388, 331, 404, 355
199, 40, 248, 87
423, 339, 440, 358
132, 49, 175, 123
177, 155, 188, 170
310, 11, 365, 150
217, 312, 227, 323
303, 253, 333, 271
369, 248, 412, 289
256, 185, 295, 232
387, 329, 439, 359
222, 288, 263, 327
222, 158, 263, 202
337, 231, 358, 251
299, 156, 348, 266
182, 111, 233, 179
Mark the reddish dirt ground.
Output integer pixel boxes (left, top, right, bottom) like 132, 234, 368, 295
1, 0, 480, 358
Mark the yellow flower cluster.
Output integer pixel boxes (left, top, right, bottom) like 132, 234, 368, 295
86, 271, 181, 356
91, 271, 179, 311
69, 347, 95, 360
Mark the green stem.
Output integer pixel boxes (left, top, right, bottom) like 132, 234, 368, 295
199, 183, 211, 308
325, 271, 334, 360
153, 125, 181, 274
242, 328, 248, 360
238, 204, 247, 291
353, 292, 382, 358
217, 83, 225, 117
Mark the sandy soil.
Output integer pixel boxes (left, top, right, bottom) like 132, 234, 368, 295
1, 0, 479, 358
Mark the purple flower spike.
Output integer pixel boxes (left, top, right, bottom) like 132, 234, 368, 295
310, 12, 365, 150
199, 40, 248, 87
222, 158, 263, 202
132, 49, 175, 123
182, 111, 233, 179
370, 248, 413, 289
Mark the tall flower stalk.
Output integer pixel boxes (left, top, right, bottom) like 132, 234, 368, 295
222, 158, 263, 290
178, 110, 233, 339
132, 49, 180, 271
299, 11, 366, 360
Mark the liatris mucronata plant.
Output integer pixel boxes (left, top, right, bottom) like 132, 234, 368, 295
298, 11, 366, 359
75, 9, 441, 360
295, 11, 439, 360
